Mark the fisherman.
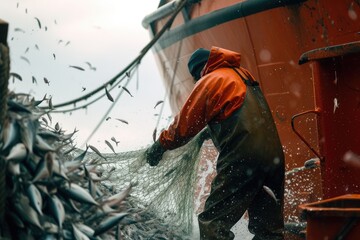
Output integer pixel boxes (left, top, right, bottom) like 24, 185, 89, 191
145, 46, 285, 240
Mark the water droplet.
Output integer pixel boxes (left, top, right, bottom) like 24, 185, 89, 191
259, 49, 272, 62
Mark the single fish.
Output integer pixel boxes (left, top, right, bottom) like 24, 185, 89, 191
105, 87, 114, 102
25, 47, 29, 53
35, 44, 39, 50
85, 62, 96, 71
14, 194, 43, 229
106, 116, 111, 121
82, 87, 86, 92
75, 223, 95, 238
35, 134, 55, 152
333, 98, 339, 114
41, 117, 48, 126
121, 86, 133, 97
34, 17, 41, 29
105, 140, 116, 154
111, 137, 120, 146
26, 184, 43, 216
1, 118, 20, 151
59, 183, 99, 206
61, 128, 78, 141
73, 146, 88, 161
263, 185, 278, 203
32, 152, 53, 182
55, 122, 60, 131
48, 97, 53, 109
5, 143, 27, 162
10, 72, 22, 81
53, 53, 56, 60
20, 56, 30, 65
72, 224, 90, 240
44, 77, 50, 85
88, 144, 106, 159
154, 100, 164, 109
7, 161, 20, 175
152, 128, 157, 142
102, 184, 131, 208
115, 118, 128, 124
48, 195, 65, 229
14, 27, 25, 33
304, 158, 320, 169
19, 117, 37, 153
69, 65, 85, 71
93, 212, 129, 236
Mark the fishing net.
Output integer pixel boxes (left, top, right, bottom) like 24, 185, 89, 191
0, 92, 216, 239
97, 128, 214, 239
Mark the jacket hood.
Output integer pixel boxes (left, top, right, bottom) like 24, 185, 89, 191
202, 46, 241, 77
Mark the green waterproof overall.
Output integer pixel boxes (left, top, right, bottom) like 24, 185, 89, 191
198, 69, 285, 240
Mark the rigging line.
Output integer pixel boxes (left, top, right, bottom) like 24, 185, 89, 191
49, 64, 137, 113
49, 0, 188, 110
49, 74, 128, 113
81, 72, 134, 148
154, 39, 183, 132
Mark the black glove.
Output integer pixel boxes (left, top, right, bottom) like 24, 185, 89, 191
145, 140, 166, 166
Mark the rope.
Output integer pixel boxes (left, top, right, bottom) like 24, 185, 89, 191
0, 42, 10, 235
47, 0, 188, 111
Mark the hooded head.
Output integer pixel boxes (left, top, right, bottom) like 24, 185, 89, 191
187, 48, 210, 81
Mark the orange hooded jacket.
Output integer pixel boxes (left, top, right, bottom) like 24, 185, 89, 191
159, 46, 256, 150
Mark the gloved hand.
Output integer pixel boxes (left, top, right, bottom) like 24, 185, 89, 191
145, 140, 166, 166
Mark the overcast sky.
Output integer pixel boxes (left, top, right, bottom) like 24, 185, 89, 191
0, 0, 173, 153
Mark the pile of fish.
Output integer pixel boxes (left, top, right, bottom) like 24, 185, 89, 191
0, 92, 141, 239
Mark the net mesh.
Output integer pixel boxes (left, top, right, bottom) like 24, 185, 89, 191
96, 129, 211, 239
1, 93, 215, 239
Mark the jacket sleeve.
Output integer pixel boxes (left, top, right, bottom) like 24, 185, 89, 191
159, 69, 247, 150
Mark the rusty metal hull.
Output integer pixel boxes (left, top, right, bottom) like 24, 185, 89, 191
144, 0, 360, 236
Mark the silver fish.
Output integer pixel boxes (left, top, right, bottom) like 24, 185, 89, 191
14, 194, 43, 229
72, 224, 90, 240
19, 118, 36, 153
105, 140, 116, 154
115, 118, 128, 124
34, 17, 41, 29
304, 158, 320, 169
32, 155, 51, 182
26, 184, 43, 216
1, 118, 20, 151
31, 76, 38, 85
102, 184, 131, 208
73, 146, 88, 161
110, 137, 120, 146
263, 185, 278, 203
5, 143, 27, 162
121, 86, 133, 97
9, 72, 22, 81
154, 100, 164, 109
105, 87, 114, 102
93, 212, 129, 236
35, 135, 55, 152
48, 195, 65, 228
84, 62, 96, 71
74, 223, 95, 238
20, 56, 30, 65
7, 161, 20, 175
88, 144, 106, 160
69, 65, 85, 71
59, 183, 99, 206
